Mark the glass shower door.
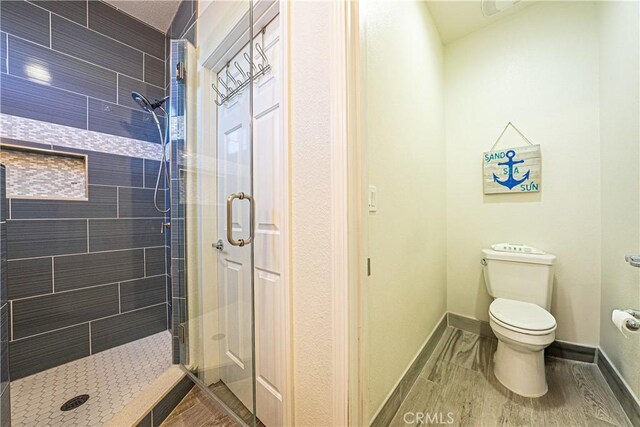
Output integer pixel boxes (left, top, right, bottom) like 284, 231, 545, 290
211, 42, 256, 421
170, 2, 258, 424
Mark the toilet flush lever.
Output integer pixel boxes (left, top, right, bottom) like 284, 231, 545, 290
625, 255, 640, 268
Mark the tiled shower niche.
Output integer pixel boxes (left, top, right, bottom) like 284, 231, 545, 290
0, 145, 88, 200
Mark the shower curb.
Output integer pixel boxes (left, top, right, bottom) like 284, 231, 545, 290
105, 365, 193, 427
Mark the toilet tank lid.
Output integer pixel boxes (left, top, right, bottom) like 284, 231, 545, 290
482, 249, 556, 265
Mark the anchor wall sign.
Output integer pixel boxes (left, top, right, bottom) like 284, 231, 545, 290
483, 144, 541, 194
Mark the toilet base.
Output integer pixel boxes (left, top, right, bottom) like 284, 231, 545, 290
493, 340, 548, 398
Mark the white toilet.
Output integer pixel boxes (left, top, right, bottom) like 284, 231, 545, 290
482, 245, 557, 398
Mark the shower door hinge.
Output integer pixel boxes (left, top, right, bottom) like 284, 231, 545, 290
176, 62, 186, 82
178, 323, 188, 344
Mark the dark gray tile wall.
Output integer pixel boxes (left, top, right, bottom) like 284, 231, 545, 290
0, 33, 7, 74
9, 324, 90, 380
120, 276, 166, 312
0, 0, 50, 47
90, 304, 167, 353
6, 219, 88, 258
4, 141, 170, 378
87, 1, 165, 59
145, 247, 166, 277
1, 0, 167, 143
89, 218, 164, 251
51, 14, 144, 79
118, 187, 166, 218
168, 0, 197, 42
118, 75, 165, 111
0, 73, 89, 129
52, 147, 145, 187
4, 152, 169, 376
87, 98, 164, 144
11, 185, 117, 219
1, 305, 8, 390
1, 1, 171, 379
1, 165, 10, 426
145, 54, 166, 88
7, 257, 53, 299
31, 1, 88, 26
144, 159, 164, 189
54, 249, 144, 292
9, 36, 118, 103
12, 283, 120, 339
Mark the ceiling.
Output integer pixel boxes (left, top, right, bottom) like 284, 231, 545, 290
102, 0, 533, 42
426, 0, 533, 45
103, 0, 181, 32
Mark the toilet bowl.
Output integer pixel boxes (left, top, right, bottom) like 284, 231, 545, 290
489, 298, 556, 397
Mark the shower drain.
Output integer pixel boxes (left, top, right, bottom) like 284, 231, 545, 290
60, 394, 90, 411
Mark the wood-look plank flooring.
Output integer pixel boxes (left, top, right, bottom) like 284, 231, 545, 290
160, 386, 238, 427
208, 381, 265, 427
389, 327, 632, 427
160, 381, 267, 427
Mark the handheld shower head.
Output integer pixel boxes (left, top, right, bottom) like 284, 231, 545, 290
132, 91, 153, 112
131, 92, 169, 113
131, 91, 171, 215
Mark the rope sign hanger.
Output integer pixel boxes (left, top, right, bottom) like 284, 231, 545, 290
483, 122, 541, 194
490, 122, 534, 152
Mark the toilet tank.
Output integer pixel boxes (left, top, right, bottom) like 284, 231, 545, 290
482, 248, 556, 310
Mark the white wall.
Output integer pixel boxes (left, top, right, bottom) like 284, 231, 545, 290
444, 1, 602, 344
598, 0, 640, 399
362, 1, 446, 420
289, 2, 339, 425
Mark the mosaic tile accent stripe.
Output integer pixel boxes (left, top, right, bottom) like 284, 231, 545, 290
0, 114, 163, 161
0, 147, 87, 200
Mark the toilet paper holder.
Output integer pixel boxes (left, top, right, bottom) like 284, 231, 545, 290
622, 309, 640, 331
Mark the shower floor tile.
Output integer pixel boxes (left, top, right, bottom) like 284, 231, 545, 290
11, 331, 172, 427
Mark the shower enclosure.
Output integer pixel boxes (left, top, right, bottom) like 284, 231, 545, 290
169, 1, 286, 425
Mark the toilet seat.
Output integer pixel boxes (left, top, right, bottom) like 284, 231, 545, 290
489, 298, 556, 336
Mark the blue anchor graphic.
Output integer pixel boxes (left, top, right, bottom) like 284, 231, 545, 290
493, 150, 530, 189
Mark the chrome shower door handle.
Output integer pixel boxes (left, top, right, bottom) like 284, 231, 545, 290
226, 192, 255, 247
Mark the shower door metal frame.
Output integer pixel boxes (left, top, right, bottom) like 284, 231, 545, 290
179, 1, 294, 425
